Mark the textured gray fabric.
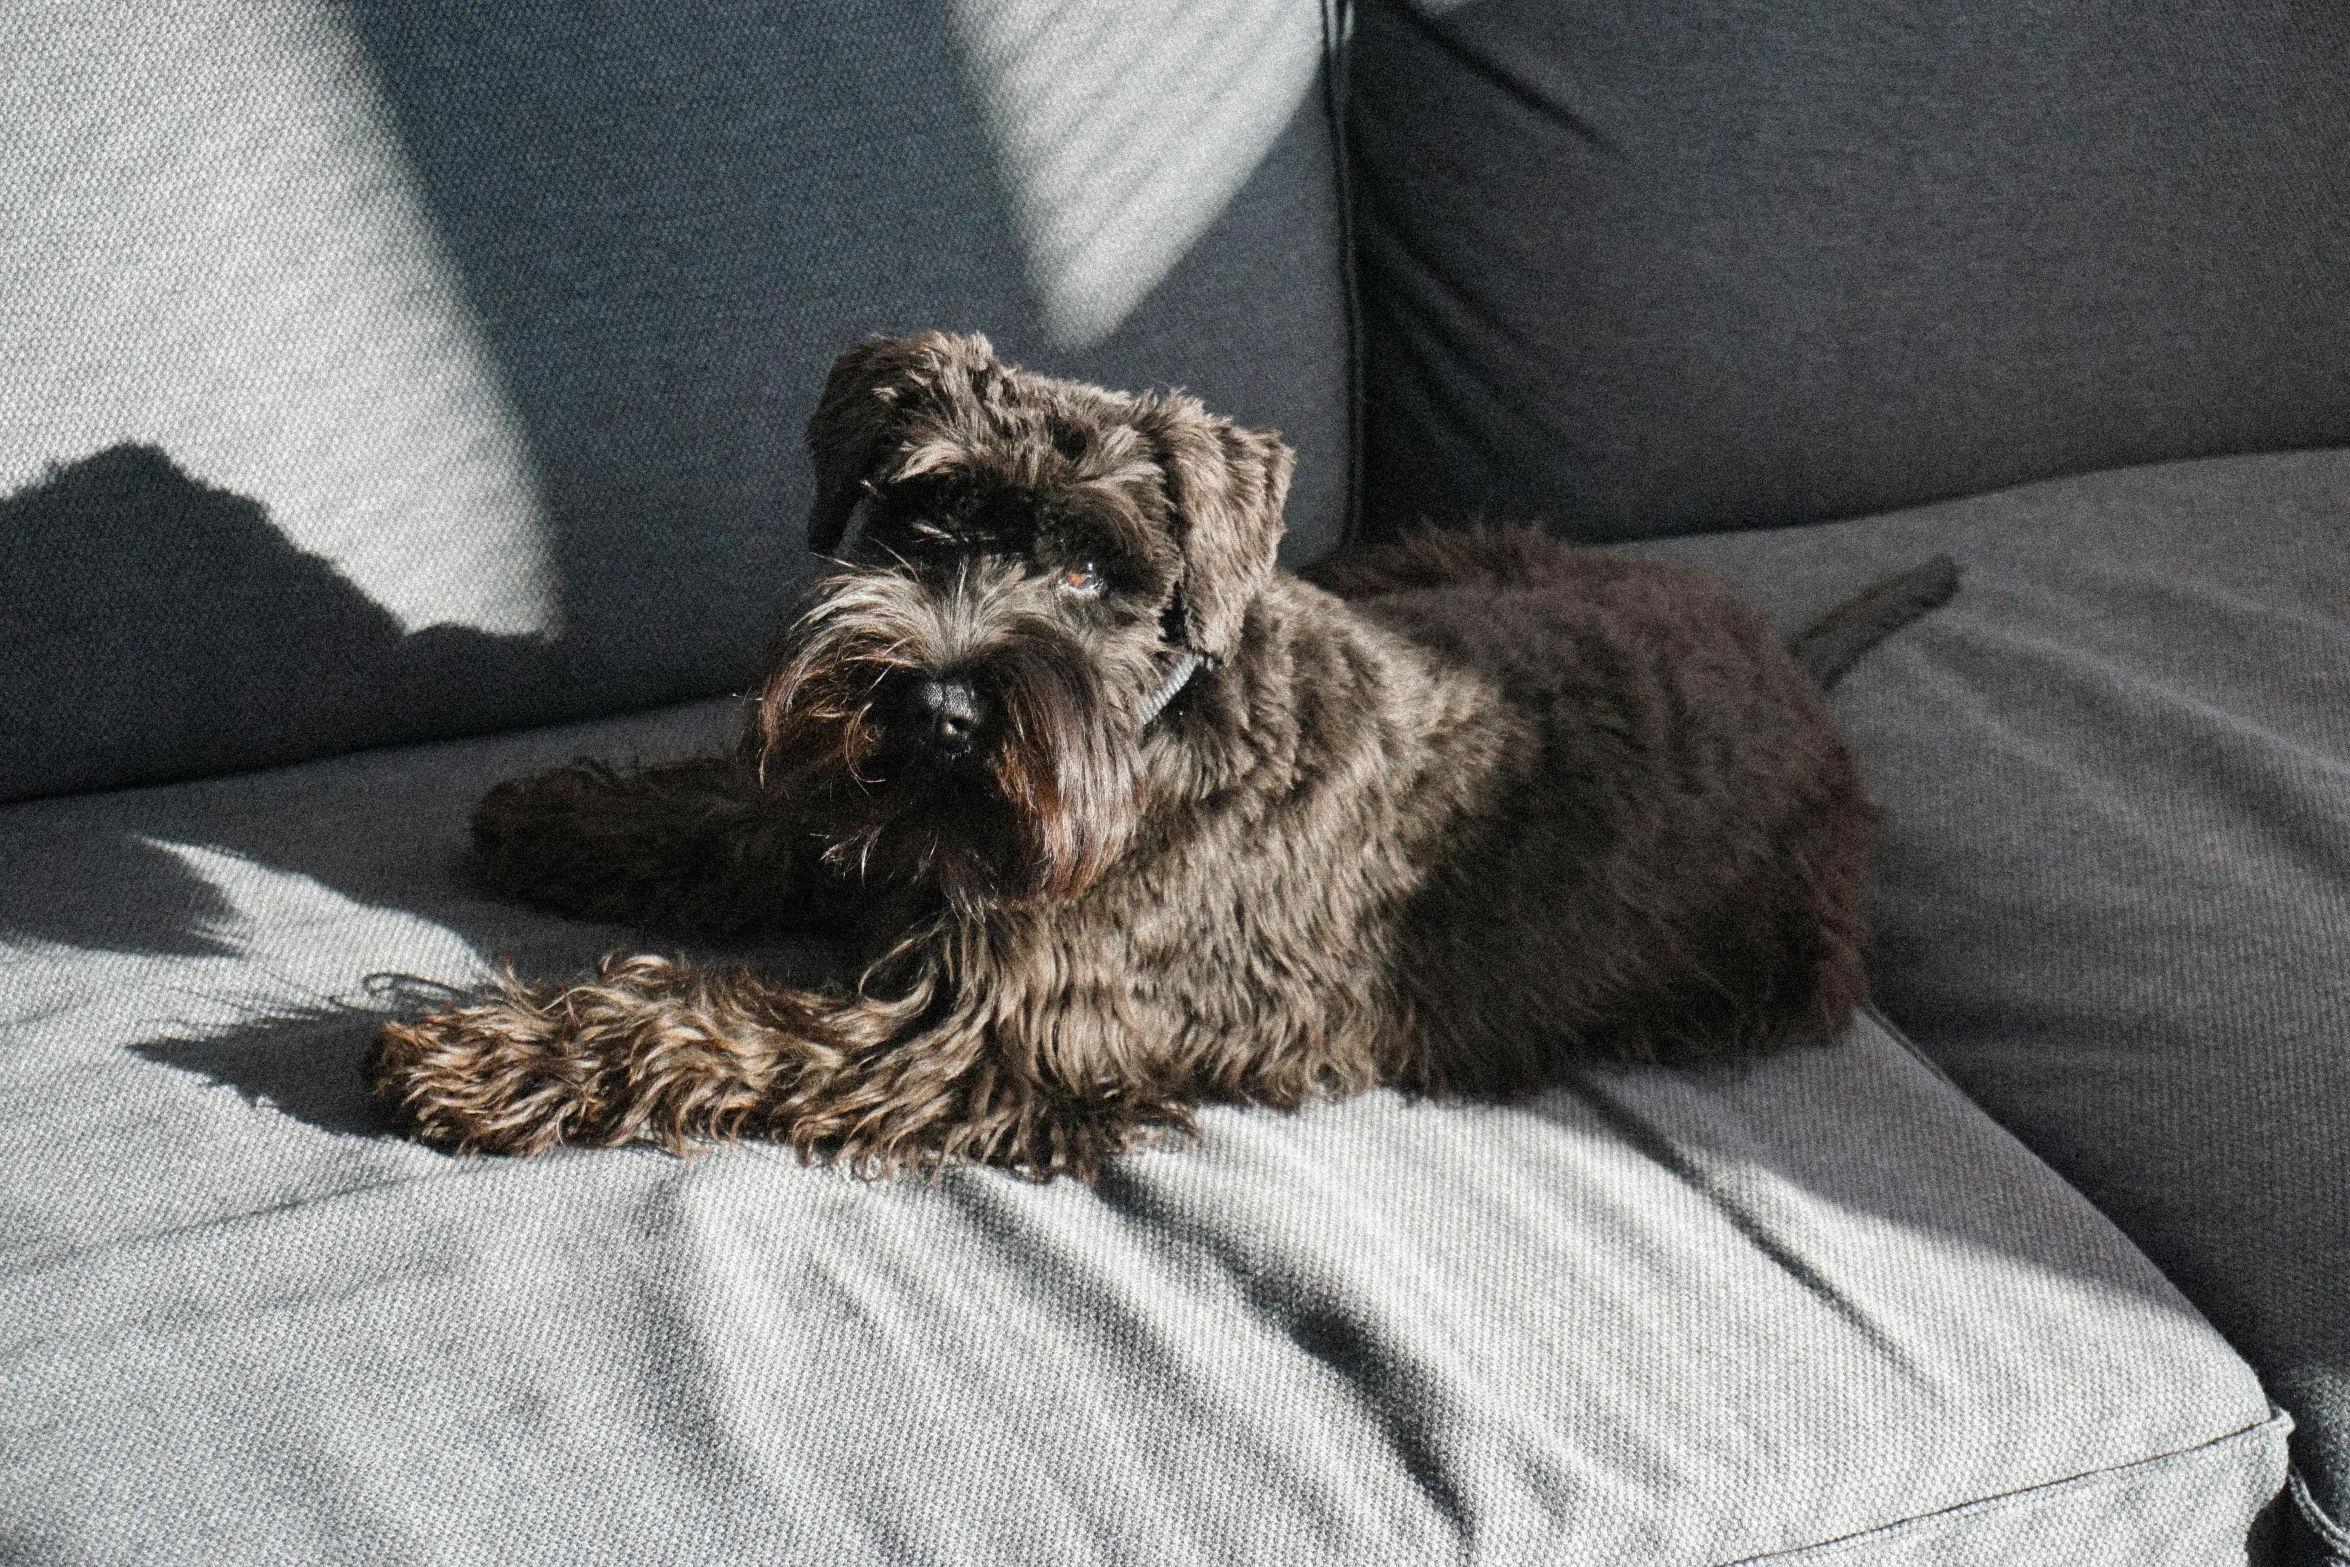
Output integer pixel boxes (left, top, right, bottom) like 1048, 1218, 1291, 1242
1634, 447, 2350, 1563
1346, 0, 2350, 542
0, 699, 2285, 1562
0, 0, 1351, 804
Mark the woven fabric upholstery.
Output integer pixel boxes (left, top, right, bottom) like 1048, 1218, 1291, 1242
1347, 0, 2350, 541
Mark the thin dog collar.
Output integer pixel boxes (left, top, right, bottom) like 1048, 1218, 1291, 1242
1138, 652, 1202, 727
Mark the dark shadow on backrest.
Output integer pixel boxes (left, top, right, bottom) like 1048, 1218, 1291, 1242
0, 445, 562, 807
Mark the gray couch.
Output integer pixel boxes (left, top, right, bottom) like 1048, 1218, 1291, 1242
3, 2, 2343, 1562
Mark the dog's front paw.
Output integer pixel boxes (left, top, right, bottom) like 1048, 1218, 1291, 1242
368, 957, 798, 1156
469, 771, 549, 855
468, 762, 619, 899
367, 985, 609, 1156
464, 757, 802, 932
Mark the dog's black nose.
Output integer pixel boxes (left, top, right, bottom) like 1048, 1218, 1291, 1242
909, 676, 983, 757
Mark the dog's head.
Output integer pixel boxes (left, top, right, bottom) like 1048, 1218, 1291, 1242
747, 331, 1293, 912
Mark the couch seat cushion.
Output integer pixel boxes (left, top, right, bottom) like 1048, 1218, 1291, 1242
1639, 445, 2350, 1562
0, 698, 2282, 1563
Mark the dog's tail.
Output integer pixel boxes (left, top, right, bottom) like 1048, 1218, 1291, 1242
1787, 556, 1959, 691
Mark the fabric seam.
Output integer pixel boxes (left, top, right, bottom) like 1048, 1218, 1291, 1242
2291, 1467, 2350, 1555
1319, 0, 1366, 549
1716, 1409, 2292, 1565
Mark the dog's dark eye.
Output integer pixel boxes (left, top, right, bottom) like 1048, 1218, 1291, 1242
1058, 561, 1106, 596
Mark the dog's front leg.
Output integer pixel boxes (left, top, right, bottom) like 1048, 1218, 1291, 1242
367, 954, 846, 1156
368, 953, 1165, 1179
469, 754, 839, 934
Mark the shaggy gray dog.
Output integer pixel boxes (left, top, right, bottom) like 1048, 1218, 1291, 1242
368, 331, 1952, 1179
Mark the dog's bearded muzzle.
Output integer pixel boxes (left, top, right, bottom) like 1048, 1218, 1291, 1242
745, 568, 1145, 910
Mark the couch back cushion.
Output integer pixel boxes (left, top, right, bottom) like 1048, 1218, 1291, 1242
1347, 0, 2350, 541
0, 0, 1351, 803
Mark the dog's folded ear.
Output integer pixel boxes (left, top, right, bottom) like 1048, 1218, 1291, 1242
805, 331, 998, 554
1141, 398, 1294, 662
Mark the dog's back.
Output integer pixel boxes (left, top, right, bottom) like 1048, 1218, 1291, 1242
1306, 530, 1910, 1086
1310, 530, 1957, 692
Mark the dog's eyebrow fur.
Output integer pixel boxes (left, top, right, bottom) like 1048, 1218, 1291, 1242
870, 457, 1176, 598
1055, 479, 1171, 574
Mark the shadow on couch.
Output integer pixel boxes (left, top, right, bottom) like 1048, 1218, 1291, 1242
0, 444, 568, 813
0, 443, 657, 980
133, 1005, 408, 1140
0, 444, 835, 1145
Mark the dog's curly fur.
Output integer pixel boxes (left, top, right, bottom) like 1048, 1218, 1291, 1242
367, 331, 1948, 1180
